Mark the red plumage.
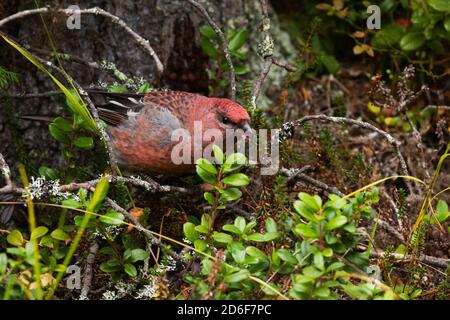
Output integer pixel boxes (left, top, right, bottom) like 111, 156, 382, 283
98, 91, 251, 174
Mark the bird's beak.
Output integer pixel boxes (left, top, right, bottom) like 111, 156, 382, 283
241, 122, 252, 135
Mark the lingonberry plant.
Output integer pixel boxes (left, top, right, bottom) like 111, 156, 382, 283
182, 149, 396, 300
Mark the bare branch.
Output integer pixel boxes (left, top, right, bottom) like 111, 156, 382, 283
252, 57, 273, 108
271, 58, 296, 72
60, 176, 189, 194
0, 6, 163, 74
368, 250, 449, 269
280, 167, 344, 196
374, 218, 405, 242
79, 241, 99, 299
187, 0, 236, 100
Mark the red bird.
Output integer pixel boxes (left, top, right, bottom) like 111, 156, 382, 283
94, 91, 251, 174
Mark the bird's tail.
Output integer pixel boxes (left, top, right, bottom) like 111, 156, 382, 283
19, 115, 57, 123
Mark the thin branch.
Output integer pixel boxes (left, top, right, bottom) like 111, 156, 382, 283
60, 176, 189, 194
187, 0, 236, 100
0, 6, 163, 74
375, 218, 404, 242
280, 167, 344, 196
271, 58, 296, 72
369, 250, 449, 269
252, 57, 272, 109
79, 241, 99, 299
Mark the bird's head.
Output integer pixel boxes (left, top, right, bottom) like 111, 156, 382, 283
206, 97, 252, 134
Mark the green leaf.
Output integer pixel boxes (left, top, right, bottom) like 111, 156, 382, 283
0, 253, 7, 275
212, 145, 224, 164
108, 84, 128, 93
234, 64, 249, 75
7, 230, 24, 246
371, 23, 406, 49
293, 200, 318, 222
219, 188, 242, 202
200, 37, 218, 59
39, 235, 54, 248
196, 163, 217, 184
234, 216, 246, 233
222, 224, 241, 234
314, 252, 325, 270
137, 82, 151, 94
194, 239, 207, 252
124, 263, 137, 277
38, 166, 59, 180
322, 248, 333, 258
196, 158, 217, 175
277, 249, 298, 265
298, 192, 322, 211
53, 117, 72, 132
30, 226, 49, 240
229, 242, 246, 264
262, 220, 277, 237
294, 223, 318, 238
246, 246, 268, 260
427, 0, 450, 12
201, 214, 213, 230
212, 232, 233, 244
223, 153, 247, 173
74, 136, 94, 149
51, 229, 70, 241
303, 265, 324, 279
183, 222, 199, 243
319, 53, 339, 75
225, 269, 249, 283
49, 123, 70, 144
62, 199, 82, 209
400, 32, 425, 51
100, 259, 121, 273
326, 262, 345, 272
325, 215, 348, 230
221, 173, 250, 187
204, 192, 215, 205
435, 200, 450, 223
195, 225, 209, 234
89, 176, 110, 212
99, 210, 125, 225
228, 30, 249, 52
247, 232, 279, 242
200, 25, 217, 39
444, 17, 450, 32
129, 249, 148, 263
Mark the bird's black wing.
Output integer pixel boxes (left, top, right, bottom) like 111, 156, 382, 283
86, 90, 147, 126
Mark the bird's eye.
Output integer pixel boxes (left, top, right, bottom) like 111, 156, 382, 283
222, 116, 230, 124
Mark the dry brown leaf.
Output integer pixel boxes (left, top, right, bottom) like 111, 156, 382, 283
127, 207, 144, 232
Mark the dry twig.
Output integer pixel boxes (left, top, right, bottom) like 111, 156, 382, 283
187, 0, 236, 100
0, 6, 163, 74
